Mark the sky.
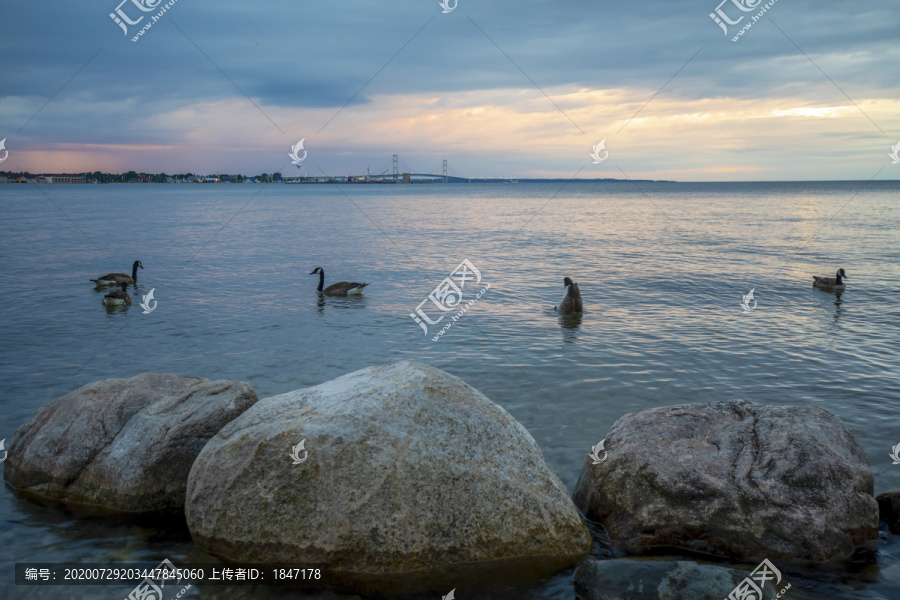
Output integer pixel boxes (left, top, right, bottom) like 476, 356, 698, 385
1, 0, 898, 181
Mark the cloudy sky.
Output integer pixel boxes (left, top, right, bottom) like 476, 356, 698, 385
1, 0, 898, 181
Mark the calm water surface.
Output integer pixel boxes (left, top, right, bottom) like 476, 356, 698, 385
1, 181, 899, 599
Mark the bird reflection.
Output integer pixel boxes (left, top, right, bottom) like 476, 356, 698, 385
833, 291, 843, 321
558, 311, 582, 342
315, 294, 367, 314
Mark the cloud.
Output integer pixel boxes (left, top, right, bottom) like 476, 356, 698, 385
1, 0, 898, 179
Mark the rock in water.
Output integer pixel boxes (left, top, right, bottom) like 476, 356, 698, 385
4, 374, 258, 514
574, 558, 781, 600
876, 488, 900, 534
185, 361, 590, 588
573, 400, 877, 564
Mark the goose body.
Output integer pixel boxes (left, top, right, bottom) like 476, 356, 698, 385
556, 277, 583, 313
102, 282, 132, 306
813, 268, 847, 291
310, 267, 369, 296
92, 260, 143, 286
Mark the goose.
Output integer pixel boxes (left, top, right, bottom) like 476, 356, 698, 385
309, 267, 369, 296
102, 282, 132, 306
556, 277, 583, 313
91, 260, 143, 286
813, 268, 848, 291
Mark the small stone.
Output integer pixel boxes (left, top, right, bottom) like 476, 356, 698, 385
876, 488, 900, 534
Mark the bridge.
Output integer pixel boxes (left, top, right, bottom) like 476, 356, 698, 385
285, 155, 470, 183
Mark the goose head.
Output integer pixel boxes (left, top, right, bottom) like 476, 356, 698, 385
563, 277, 574, 287
310, 267, 323, 275
837, 268, 847, 279
134, 260, 144, 270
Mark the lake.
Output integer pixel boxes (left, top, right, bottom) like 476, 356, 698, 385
1, 181, 899, 599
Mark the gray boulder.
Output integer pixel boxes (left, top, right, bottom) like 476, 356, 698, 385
185, 361, 591, 585
574, 559, 781, 600
4, 374, 258, 513
573, 400, 877, 563
876, 488, 900, 534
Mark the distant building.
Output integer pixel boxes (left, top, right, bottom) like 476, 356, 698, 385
1, 173, 38, 183
42, 174, 86, 183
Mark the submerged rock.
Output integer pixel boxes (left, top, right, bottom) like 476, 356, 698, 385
185, 361, 590, 589
573, 400, 877, 564
574, 558, 781, 600
876, 488, 900, 534
4, 374, 258, 514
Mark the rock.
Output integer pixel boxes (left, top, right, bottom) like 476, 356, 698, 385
573, 400, 878, 564
3, 374, 258, 514
185, 361, 591, 588
876, 488, 900, 534
574, 558, 781, 600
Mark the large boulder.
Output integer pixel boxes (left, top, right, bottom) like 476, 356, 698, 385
185, 361, 591, 589
573, 400, 878, 564
4, 374, 258, 514
574, 558, 782, 600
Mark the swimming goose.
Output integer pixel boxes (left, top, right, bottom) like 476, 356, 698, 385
102, 282, 132, 306
556, 277, 583, 313
310, 267, 369, 296
813, 268, 847, 291
91, 260, 143, 286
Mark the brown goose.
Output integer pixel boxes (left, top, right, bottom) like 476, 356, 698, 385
556, 277, 583, 313
102, 282, 132, 306
813, 268, 847, 291
310, 267, 369, 296
91, 260, 143, 286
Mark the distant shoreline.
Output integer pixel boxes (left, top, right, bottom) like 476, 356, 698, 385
0, 177, 675, 185
6, 178, 900, 185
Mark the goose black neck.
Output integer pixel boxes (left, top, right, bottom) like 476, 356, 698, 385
317, 270, 325, 292
835, 274, 842, 285
132, 263, 138, 281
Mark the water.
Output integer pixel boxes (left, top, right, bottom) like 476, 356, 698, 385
1, 181, 899, 599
